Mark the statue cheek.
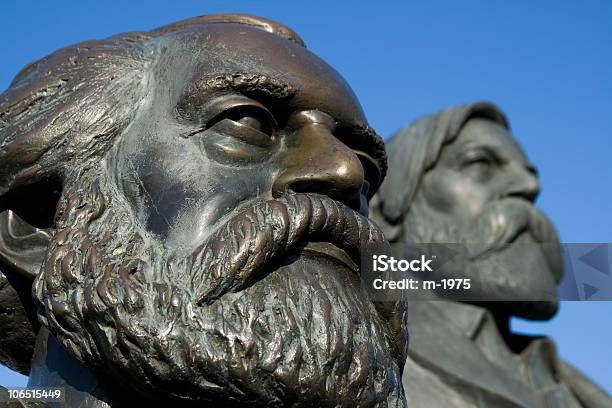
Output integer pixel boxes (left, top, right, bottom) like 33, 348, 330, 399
164, 191, 242, 253
421, 169, 489, 219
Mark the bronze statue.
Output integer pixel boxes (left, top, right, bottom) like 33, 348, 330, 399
0, 15, 408, 407
371, 102, 612, 407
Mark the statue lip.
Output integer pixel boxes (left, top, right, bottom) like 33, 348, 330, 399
301, 241, 359, 272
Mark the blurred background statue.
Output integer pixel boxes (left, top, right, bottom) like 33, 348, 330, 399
371, 102, 612, 407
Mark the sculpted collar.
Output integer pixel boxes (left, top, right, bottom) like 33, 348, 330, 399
407, 301, 583, 407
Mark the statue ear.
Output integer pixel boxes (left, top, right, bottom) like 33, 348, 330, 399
0, 210, 51, 280
368, 193, 403, 243
0, 181, 58, 375
376, 219, 402, 243
0, 179, 60, 280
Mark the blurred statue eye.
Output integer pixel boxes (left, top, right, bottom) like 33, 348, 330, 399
460, 149, 498, 180
465, 157, 492, 168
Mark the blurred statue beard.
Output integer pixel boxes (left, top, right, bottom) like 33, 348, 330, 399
404, 196, 563, 320
33, 167, 406, 407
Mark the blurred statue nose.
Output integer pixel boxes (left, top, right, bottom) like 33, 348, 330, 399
506, 163, 541, 202
272, 110, 365, 211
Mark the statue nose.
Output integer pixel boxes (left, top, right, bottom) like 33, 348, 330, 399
506, 163, 540, 202
272, 119, 365, 212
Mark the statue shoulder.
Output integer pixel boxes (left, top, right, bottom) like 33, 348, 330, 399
558, 360, 612, 408
403, 356, 480, 408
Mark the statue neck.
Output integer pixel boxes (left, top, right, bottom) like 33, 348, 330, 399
29, 327, 115, 408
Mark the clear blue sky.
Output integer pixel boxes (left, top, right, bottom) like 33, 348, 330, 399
1, 0, 611, 394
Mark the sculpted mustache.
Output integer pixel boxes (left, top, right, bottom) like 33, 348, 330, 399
466, 197, 560, 261
172, 192, 388, 306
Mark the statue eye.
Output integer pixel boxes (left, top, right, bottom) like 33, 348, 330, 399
236, 116, 264, 131
465, 156, 493, 168
459, 147, 501, 179
220, 105, 277, 136
205, 105, 278, 147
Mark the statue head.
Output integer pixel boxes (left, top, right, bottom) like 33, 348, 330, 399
371, 102, 562, 321
0, 15, 407, 406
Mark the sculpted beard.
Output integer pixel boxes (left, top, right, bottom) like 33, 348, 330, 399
33, 167, 406, 407
404, 197, 562, 286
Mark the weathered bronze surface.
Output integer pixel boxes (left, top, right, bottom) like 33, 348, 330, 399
0, 15, 408, 407
371, 102, 612, 407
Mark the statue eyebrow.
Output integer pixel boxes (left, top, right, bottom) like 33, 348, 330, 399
176, 72, 296, 120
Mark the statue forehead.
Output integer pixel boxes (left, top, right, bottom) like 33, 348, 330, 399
153, 23, 368, 127
440, 118, 532, 167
